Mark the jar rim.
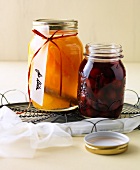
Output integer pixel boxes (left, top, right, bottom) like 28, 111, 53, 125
33, 19, 78, 30
85, 43, 123, 58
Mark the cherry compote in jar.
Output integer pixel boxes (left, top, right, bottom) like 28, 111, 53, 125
77, 43, 126, 118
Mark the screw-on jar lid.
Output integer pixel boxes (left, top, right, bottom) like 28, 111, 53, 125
85, 43, 123, 58
84, 131, 129, 155
33, 19, 78, 30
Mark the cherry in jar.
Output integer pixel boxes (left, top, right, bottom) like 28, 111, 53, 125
77, 43, 126, 118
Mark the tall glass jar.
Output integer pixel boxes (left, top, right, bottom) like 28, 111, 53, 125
28, 19, 83, 111
77, 43, 126, 118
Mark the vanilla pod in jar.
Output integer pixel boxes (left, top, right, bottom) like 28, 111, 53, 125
28, 19, 83, 111
77, 43, 126, 118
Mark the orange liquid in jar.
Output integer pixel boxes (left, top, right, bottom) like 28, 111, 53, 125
28, 31, 83, 110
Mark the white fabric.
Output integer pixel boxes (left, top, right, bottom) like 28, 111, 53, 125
64, 116, 140, 136
0, 106, 72, 158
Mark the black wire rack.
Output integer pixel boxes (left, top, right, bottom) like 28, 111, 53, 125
0, 89, 140, 126
1, 102, 140, 124
0, 102, 84, 123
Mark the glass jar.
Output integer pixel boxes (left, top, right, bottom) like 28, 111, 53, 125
28, 19, 83, 111
77, 43, 126, 118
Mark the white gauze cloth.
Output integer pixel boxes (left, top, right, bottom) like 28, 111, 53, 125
0, 106, 72, 158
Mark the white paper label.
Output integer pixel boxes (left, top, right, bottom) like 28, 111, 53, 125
30, 26, 49, 105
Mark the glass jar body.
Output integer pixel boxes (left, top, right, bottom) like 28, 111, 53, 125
28, 26, 83, 111
77, 56, 126, 118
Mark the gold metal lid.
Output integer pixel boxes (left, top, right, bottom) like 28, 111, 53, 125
84, 131, 129, 155
33, 19, 78, 30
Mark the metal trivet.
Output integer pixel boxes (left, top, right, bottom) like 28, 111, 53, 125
1, 102, 140, 124
0, 102, 84, 123
121, 103, 140, 117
